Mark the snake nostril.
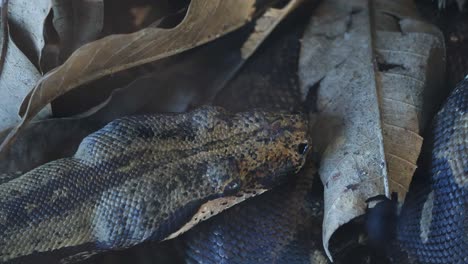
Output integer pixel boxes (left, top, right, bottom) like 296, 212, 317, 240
297, 143, 309, 155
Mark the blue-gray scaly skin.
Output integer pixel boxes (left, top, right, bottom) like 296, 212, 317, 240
395, 78, 468, 264
182, 160, 329, 264
0, 106, 309, 263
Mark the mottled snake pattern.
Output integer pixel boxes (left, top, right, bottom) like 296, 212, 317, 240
0, 107, 309, 263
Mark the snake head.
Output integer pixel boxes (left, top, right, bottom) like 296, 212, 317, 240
187, 106, 310, 196
162, 107, 311, 240
208, 108, 310, 193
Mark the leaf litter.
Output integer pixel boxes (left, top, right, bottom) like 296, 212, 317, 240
0, 0, 452, 263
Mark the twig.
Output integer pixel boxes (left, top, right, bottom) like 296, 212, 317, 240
0, 0, 9, 77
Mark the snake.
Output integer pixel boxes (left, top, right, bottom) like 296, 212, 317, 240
0, 1, 467, 264
0, 106, 310, 263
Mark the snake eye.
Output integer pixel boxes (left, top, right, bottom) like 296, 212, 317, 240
297, 143, 309, 155
224, 179, 241, 195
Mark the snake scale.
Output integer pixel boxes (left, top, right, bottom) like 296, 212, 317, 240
0, 1, 467, 264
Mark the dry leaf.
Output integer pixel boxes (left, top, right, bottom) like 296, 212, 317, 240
52, 0, 104, 62
373, 0, 446, 199
74, 28, 258, 121
298, 0, 445, 260
0, 0, 274, 155
0, 18, 45, 131
52, 0, 303, 118
7, 0, 51, 65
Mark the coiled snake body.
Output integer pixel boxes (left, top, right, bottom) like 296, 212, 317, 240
395, 79, 468, 264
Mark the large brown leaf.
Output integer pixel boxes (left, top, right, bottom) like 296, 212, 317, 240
299, 0, 445, 260
0, 0, 275, 155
